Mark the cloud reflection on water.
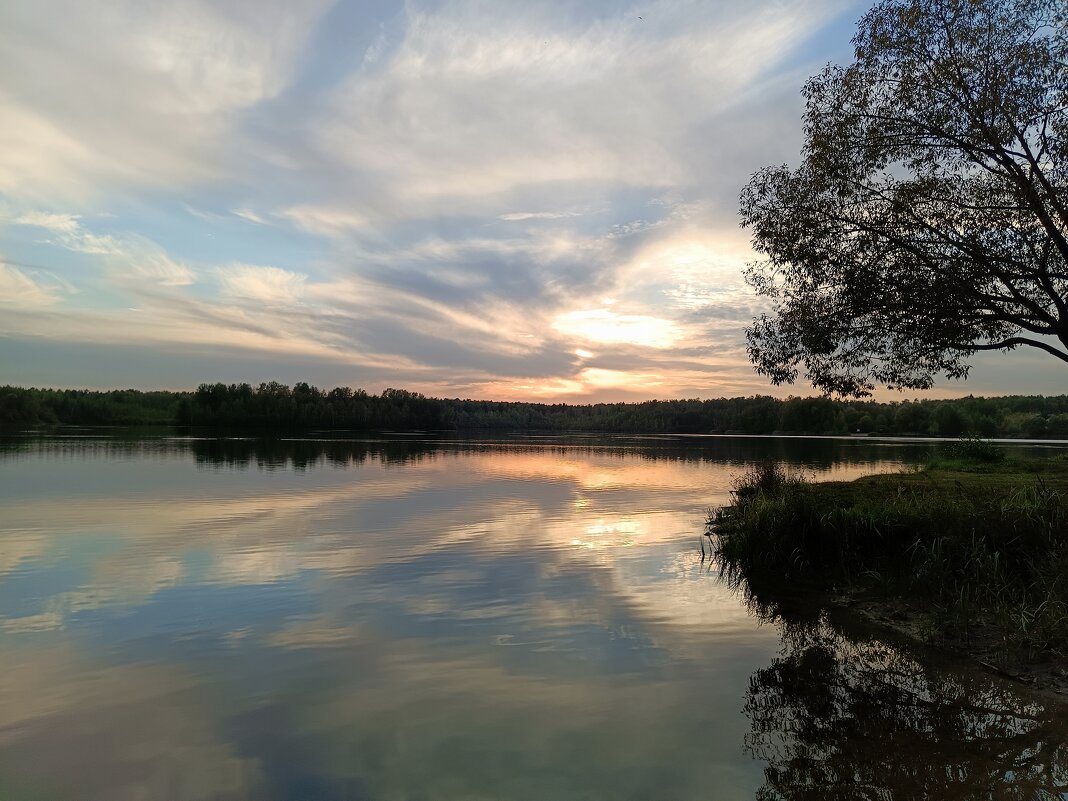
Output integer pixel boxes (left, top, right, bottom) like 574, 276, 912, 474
5, 434, 1051, 801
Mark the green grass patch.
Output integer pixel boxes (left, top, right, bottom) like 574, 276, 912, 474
711, 455, 1068, 660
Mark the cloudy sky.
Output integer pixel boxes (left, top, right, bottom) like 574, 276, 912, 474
1, 0, 1059, 400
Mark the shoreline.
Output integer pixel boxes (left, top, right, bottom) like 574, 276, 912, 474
712, 453, 1068, 700
835, 593, 1068, 700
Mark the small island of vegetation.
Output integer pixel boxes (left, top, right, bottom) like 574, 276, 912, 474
711, 442, 1068, 692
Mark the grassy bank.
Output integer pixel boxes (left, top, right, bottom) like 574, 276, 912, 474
710, 446, 1068, 675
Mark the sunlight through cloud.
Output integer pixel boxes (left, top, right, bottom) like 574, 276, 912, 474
553, 308, 678, 349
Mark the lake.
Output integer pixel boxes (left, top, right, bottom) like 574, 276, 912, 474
1, 433, 1066, 801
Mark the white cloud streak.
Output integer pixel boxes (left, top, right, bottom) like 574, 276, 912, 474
218, 264, 307, 305
11, 211, 195, 287
0, 0, 333, 202
0, 262, 63, 307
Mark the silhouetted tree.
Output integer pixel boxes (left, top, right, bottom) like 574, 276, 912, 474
741, 0, 1068, 396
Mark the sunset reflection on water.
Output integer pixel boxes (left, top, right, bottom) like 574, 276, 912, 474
2, 434, 1061, 801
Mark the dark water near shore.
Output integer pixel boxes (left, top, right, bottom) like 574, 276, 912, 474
1, 433, 1066, 801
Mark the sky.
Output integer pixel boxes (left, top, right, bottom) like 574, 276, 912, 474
1, 0, 1062, 401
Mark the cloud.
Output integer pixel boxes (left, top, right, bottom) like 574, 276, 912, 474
11, 211, 195, 286
218, 264, 307, 305
113, 239, 197, 287
499, 211, 582, 221
552, 308, 679, 349
0, 0, 883, 399
313, 0, 842, 216
0, 0, 333, 202
231, 208, 267, 225
13, 211, 82, 234
278, 204, 368, 236
0, 262, 63, 307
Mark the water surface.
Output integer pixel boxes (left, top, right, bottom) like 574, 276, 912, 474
1, 434, 1065, 800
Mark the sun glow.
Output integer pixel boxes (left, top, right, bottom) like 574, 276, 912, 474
552, 308, 677, 348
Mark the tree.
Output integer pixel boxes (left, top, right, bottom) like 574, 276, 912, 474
934, 403, 966, 436
740, 0, 1068, 397
893, 400, 931, 433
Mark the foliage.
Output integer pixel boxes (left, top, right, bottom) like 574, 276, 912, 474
937, 434, 1007, 464
730, 461, 808, 502
0, 387, 179, 427
741, 0, 1068, 396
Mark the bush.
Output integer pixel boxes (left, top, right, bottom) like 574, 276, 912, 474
731, 460, 806, 498
938, 434, 1006, 463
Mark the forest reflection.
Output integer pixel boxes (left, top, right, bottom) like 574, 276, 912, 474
0, 431, 969, 477
740, 593, 1068, 801
182, 434, 940, 473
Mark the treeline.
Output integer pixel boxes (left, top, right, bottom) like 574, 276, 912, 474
4, 382, 1068, 437
0, 387, 180, 426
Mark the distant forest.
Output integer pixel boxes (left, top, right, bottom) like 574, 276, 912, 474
3, 382, 1068, 438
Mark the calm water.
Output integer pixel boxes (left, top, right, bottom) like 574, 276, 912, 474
1, 433, 1066, 801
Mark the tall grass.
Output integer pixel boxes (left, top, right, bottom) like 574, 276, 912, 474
710, 460, 1068, 658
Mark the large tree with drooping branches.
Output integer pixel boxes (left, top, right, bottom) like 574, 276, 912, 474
741, 0, 1068, 396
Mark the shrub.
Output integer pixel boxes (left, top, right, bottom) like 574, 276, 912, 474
938, 434, 1006, 463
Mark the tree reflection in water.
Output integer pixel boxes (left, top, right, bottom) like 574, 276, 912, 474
740, 596, 1068, 800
